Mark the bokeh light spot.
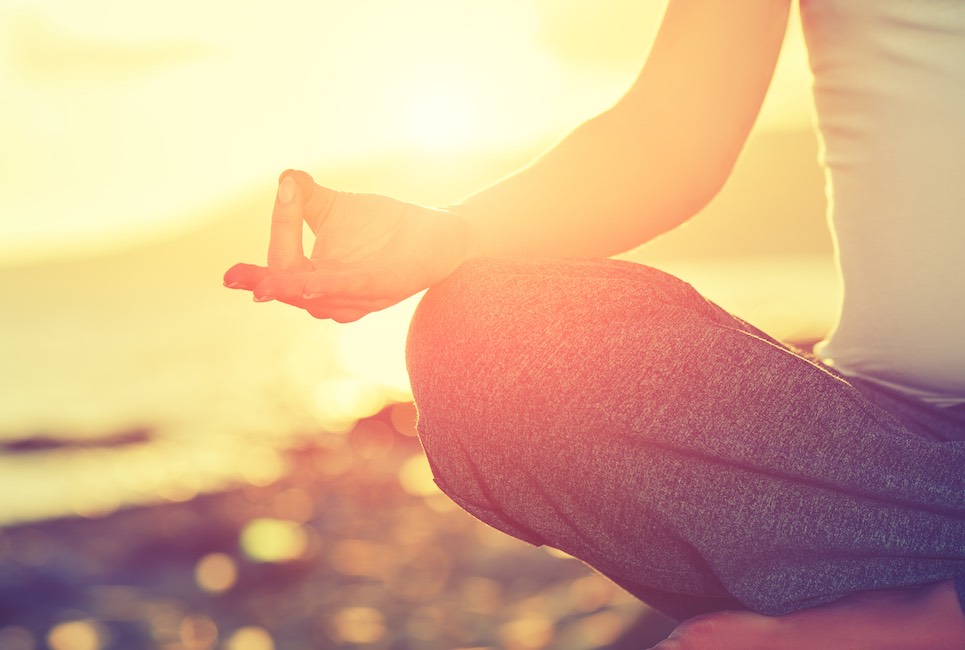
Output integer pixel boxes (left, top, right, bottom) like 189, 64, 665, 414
460, 577, 503, 615
568, 574, 618, 613
194, 552, 238, 595
311, 379, 386, 433
224, 626, 274, 650
498, 615, 555, 650
179, 614, 218, 650
571, 610, 626, 647
348, 420, 394, 460
144, 599, 185, 644
239, 518, 308, 563
398, 454, 439, 497
328, 607, 386, 645
46, 619, 102, 650
424, 491, 458, 512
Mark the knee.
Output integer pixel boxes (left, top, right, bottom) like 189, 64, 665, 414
405, 258, 498, 372
405, 255, 678, 388
406, 258, 483, 369
405, 257, 582, 468
404, 258, 536, 517
404, 256, 706, 445
405, 256, 594, 426
404, 258, 515, 431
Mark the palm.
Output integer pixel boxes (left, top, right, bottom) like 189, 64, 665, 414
308, 192, 412, 266
304, 189, 470, 304
225, 171, 472, 322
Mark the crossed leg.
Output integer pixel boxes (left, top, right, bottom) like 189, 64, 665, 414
405, 258, 965, 638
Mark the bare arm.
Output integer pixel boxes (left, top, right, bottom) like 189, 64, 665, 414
225, 0, 792, 320
458, 0, 792, 259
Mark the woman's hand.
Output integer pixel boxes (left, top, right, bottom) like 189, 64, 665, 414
224, 170, 474, 322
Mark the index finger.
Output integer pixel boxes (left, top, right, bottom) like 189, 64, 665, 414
267, 170, 309, 270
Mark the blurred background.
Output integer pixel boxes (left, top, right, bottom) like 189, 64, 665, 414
0, 1, 837, 648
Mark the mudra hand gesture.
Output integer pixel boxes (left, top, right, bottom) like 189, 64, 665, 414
223, 170, 473, 322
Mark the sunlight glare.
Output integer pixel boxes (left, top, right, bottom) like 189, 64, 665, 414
0, 0, 812, 265
402, 85, 479, 150
335, 295, 421, 395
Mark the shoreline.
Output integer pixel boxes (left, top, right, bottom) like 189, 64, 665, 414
0, 426, 154, 455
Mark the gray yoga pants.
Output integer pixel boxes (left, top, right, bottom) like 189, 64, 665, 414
405, 258, 965, 621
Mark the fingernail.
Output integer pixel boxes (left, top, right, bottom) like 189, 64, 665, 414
224, 281, 243, 289
254, 294, 274, 303
303, 292, 322, 300
278, 176, 296, 204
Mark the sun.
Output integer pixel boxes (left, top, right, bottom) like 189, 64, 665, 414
401, 84, 483, 151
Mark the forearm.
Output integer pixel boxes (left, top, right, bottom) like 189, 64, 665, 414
452, 101, 726, 260
452, 0, 791, 260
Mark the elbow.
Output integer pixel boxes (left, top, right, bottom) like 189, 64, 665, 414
688, 155, 732, 212
642, 147, 734, 225
665, 132, 740, 219
603, 148, 733, 255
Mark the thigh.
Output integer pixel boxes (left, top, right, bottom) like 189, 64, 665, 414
406, 257, 965, 619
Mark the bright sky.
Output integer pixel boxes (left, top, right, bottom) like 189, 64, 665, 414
0, 0, 813, 264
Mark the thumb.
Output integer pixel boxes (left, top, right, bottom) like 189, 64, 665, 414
267, 170, 311, 269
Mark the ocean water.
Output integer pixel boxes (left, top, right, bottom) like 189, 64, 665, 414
0, 248, 838, 527
0, 146, 530, 527
0, 256, 418, 526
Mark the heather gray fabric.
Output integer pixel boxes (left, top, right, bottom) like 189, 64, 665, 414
405, 257, 965, 621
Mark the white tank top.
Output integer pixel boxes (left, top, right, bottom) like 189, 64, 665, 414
800, 0, 965, 407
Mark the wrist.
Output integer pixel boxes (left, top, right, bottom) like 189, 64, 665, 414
441, 207, 481, 263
